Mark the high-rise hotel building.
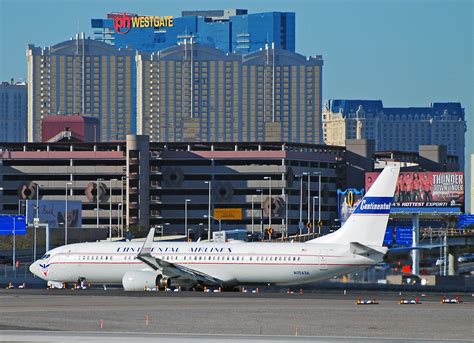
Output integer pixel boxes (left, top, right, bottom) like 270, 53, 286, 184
27, 34, 136, 142
0, 80, 27, 142
322, 99, 466, 167
136, 42, 323, 143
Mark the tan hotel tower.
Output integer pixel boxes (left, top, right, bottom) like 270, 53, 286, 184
27, 34, 136, 142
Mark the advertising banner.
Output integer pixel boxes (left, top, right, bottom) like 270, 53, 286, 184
26, 200, 82, 228
337, 188, 365, 224
365, 171, 464, 208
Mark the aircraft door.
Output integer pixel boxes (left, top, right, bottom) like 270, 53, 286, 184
319, 249, 328, 270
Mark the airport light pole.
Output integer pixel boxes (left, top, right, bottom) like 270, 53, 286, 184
96, 178, 103, 229
264, 177, 272, 232
13, 215, 16, 271
317, 173, 321, 236
256, 189, 263, 235
205, 181, 211, 241
185, 199, 191, 238
252, 195, 258, 234
34, 183, 43, 262
298, 174, 306, 236
109, 179, 117, 241
120, 176, 127, 238
312, 196, 318, 237
65, 182, 72, 245
117, 203, 122, 238
309, 172, 321, 235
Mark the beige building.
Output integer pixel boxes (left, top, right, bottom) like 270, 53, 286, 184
27, 34, 136, 142
136, 42, 323, 143
322, 100, 466, 167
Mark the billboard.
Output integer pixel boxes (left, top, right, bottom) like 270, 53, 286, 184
214, 208, 242, 220
26, 200, 82, 228
366, 171, 464, 208
0, 216, 27, 235
337, 188, 364, 224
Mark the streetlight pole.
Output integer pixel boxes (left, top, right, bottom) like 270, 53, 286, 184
318, 173, 321, 236
205, 181, 211, 241
299, 174, 305, 236
264, 177, 272, 232
312, 196, 317, 238
252, 195, 257, 234
120, 176, 125, 238
307, 173, 311, 227
96, 178, 102, 229
109, 179, 117, 241
256, 189, 263, 235
13, 216, 16, 271
34, 184, 41, 262
185, 199, 191, 238
65, 182, 72, 245
117, 203, 122, 237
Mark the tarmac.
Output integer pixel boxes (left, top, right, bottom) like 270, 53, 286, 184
0, 289, 472, 342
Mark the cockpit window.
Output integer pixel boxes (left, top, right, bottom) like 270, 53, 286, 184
41, 254, 50, 259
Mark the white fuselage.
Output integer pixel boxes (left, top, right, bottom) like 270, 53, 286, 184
30, 240, 380, 286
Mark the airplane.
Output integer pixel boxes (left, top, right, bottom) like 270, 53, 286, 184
30, 166, 400, 291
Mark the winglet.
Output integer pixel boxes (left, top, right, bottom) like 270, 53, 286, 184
138, 228, 155, 256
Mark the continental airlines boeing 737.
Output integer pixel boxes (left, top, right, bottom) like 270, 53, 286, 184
30, 166, 399, 291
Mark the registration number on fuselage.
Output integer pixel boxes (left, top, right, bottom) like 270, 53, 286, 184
293, 271, 310, 276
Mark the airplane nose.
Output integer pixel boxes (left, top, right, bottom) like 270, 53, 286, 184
29, 261, 40, 277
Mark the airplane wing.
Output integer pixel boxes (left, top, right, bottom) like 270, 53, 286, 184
136, 229, 224, 285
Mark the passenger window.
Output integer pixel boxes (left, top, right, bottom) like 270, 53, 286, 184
293, 257, 296, 261
110, 256, 113, 260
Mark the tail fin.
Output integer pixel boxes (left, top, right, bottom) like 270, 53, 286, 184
308, 166, 399, 246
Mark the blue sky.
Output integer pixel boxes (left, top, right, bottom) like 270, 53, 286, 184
0, 0, 472, 209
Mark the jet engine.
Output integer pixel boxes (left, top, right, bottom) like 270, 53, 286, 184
122, 271, 170, 291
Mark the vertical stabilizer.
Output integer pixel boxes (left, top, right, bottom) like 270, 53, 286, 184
308, 166, 399, 246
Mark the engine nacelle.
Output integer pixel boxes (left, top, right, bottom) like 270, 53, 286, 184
122, 271, 164, 291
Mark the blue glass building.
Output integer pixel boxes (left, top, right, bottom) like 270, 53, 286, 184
91, 9, 295, 54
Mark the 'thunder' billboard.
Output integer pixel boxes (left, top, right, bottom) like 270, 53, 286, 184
365, 171, 464, 208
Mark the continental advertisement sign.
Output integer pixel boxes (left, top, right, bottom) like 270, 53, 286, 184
214, 208, 243, 221
112, 13, 174, 34
365, 171, 464, 208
